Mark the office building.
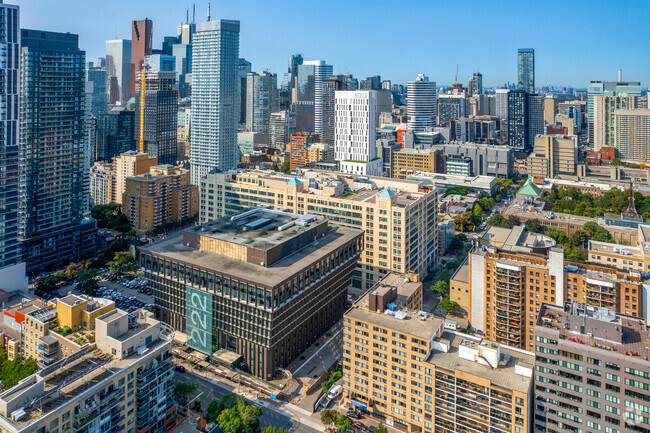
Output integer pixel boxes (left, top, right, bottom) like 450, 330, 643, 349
470, 71, 482, 95
495, 88, 509, 119
527, 94, 544, 150
245, 71, 278, 133
123, 165, 198, 231
140, 208, 363, 379
86, 67, 108, 118
615, 108, 650, 161
543, 94, 556, 125
0, 304, 177, 433
446, 155, 473, 176
342, 274, 533, 433
144, 53, 175, 72
173, 42, 192, 98
335, 90, 382, 176
360, 75, 381, 90
134, 70, 178, 165
527, 135, 578, 178
89, 162, 114, 206
534, 303, 650, 433
19, 30, 97, 274
300, 60, 333, 135
517, 48, 534, 93
238, 58, 252, 125
286, 53, 303, 102
322, 75, 347, 145
190, 19, 240, 185
113, 151, 157, 204
508, 90, 528, 150
369, 89, 393, 125
438, 93, 467, 127
289, 132, 318, 171
96, 107, 136, 161
453, 116, 504, 144
588, 79, 641, 145
593, 94, 639, 151
0, 1, 25, 291
430, 142, 514, 178
199, 169, 438, 289
269, 110, 295, 149
130, 18, 153, 97
455, 225, 647, 351
105, 39, 131, 103
392, 148, 441, 179
308, 142, 334, 163
407, 74, 437, 132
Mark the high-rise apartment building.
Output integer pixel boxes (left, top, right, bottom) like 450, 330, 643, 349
593, 93, 639, 151
238, 58, 252, 125
438, 93, 467, 127
543, 94, 556, 125
301, 60, 333, 135
495, 88, 510, 119
508, 90, 528, 150
113, 151, 158, 204
269, 110, 295, 149
322, 75, 347, 146
287, 53, 303, 103
199, 169, 438, 289
615, 108, 650, 161
140, 209, 363, 379
587, 79, 641, 145
407, 74, 437, 132
0, 304, 177, 433
130, 18, 153, 98
86, 67, 108, 118
335, 90, 382, 176
134, 70, 178, 165
190, 19, 240, 185
517, 48, 535, 93
89, 161, 114, 206
527, 135, 578, 178
20, 30, 97, 274
534, 303, 650, 433
96, 107, 136, 161
289, 132, 318, 171
527, 93, 544, 150
245, 71, 278, 133
123, 165, 198, 231
0, 0, 24, 290
105, 39, 131, 103
342, 273, 533, 433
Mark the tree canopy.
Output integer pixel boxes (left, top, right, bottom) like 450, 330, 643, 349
35, 271, 67, 296
445, 186, 469, 196
439, 296, 461, 315
541, 186, 650, 218
108, 252, 139, 275
214, 394, 263, 433
488, 214, 513, 229
0, 350, 39, 390
524, 219, 543, 233
91, 203, 131, 233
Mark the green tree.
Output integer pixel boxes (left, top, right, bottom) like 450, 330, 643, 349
108, 252, 139, 276
65, 262, 83, 281
174, 382, 196, 407
431, 281, 448, 295
0, 350, 39, 390
374, 424, 388, 433
336, 415, 351, 433
261, 427, 276, 433
271, 162, 280, 172
445, 186, 469, 195
35, 271, 67, 296
449, 234, 467, 255
478, 196, 495, 212
207, 400, 222, 423
216, 395, 263, 433
76, 268, 100, 294
281, 160, 291, 174
321, 370, 343, 393
471, 206, 484, 226
126, 229, 137, 237
191, 400, 202, 414
524, 219, 543, 233
439, 296, 460, 315
321, 410, 338, 428
488, 214, 513, 228
582, 221, 613, 243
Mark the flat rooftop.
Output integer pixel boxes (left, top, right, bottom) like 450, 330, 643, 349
588, 240, 642, 257
370, 273, 421, 303
451, 260, 469, 284
188, 209, 324, 251
141, 224, 362, 288
427, 332, 533, 394
538, 303, 650, 359
480, 226, 556, 252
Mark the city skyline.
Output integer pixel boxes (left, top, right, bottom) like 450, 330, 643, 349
16, 0, 650, 88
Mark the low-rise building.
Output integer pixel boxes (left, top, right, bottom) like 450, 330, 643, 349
308, 142, 334, 163
428, 142, 513, 178
407, 172, 497, 195
342, 274, 533, 433
391, 148, 442, 179
0, 309, 176, 433
123, 165, 198, 232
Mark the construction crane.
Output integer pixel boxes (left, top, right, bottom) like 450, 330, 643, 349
454, 64, 459, 84
631, 121, 646, 169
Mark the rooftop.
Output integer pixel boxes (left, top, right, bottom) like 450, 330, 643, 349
480, 226, 556, 252
537, 303, 650, 359
426, 332, 534, 394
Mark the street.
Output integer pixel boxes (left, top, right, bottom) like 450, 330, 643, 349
174, 371, 323, 433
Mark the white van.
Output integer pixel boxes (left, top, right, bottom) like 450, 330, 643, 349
327, 384, 342, 399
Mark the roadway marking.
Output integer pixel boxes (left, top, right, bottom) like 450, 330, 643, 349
293, 328, 343, 376
187, 391, 204, 406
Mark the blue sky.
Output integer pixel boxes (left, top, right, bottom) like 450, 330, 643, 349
15, 0, 650, 88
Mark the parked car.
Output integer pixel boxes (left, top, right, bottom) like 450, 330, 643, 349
174, 365, 186, 373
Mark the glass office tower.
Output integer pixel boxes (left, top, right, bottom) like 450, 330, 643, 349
517, 48, 535, 94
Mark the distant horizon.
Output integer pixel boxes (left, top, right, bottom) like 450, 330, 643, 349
15, 0, 650, 89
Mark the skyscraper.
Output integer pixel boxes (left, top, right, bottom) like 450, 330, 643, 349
335, 90, 382, 176
20, 30, 97, 274
322, 75, 346, 145
86, 67, 108, 117
526, 93, 544, 149
517, 48, 534, 93
190, 19, 240, 185
587, 78, 641, 145
301, 60, 333, 135
130, 18, 153, 98
245, 71, 278, 133
135, 70, 178, 165
238, 58, 251, 125
269, 110, 295, 149
0, 0, 26, 290
287, 53, 303, 102
495, 88, 509, 119
105, 39, 131, 103
593, 93, 639, 150
96, 107, 136, 161
507, 89, 527, 150
471, 72, 482, 95
407, 74, 437, 132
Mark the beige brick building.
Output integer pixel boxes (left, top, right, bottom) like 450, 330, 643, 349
123, 165, 198, 232
342, 273, 533, 433
593, 94, 638, 151
113, 151, 158, 204
527, 135, 577, 178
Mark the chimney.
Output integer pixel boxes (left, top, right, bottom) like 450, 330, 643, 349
618, 69, 622, 82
